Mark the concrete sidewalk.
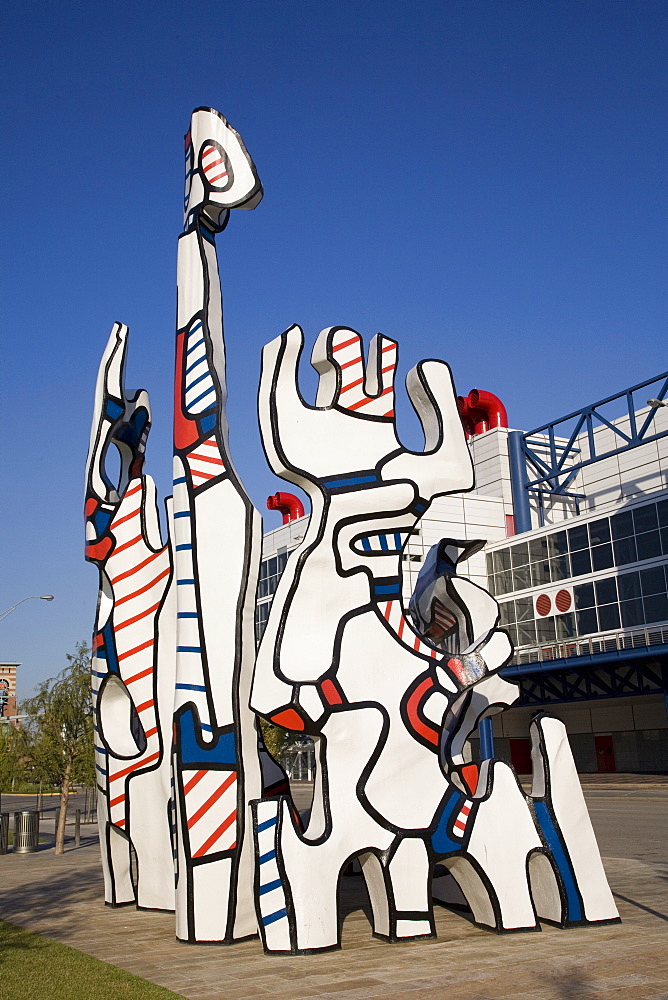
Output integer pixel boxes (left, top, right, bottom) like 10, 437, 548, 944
1, 834, 667, 1000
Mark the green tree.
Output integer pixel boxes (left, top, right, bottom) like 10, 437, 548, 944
259, 717, 290, 764
19, 642, 94, 854
0, 723, 24, 791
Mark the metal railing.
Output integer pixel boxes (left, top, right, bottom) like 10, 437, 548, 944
510, 624, 668, 666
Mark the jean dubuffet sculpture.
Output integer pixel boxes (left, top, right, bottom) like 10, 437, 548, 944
85, 107, 619, 951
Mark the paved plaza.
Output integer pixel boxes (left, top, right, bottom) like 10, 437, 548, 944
1, 781, 667, 1000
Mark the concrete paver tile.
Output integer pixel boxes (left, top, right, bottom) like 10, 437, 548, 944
2, 840, 668, 1000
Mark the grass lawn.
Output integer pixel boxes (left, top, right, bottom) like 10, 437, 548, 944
0, 919, 184, 999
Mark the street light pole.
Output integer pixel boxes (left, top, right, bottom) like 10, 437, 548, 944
0, 595, 54, 623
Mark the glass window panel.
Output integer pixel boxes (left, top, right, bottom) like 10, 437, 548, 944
567, 524, 589, 552
549, 554, 570, 581
613, 536, 637, 566
591, 543, 614, 572
499, 601, 514, 626
618, 572, 641, 601
510, 542, 529, 567
260, 561, 268, 580
574, 582, 595, 609
529, 537, 549, 562
576, 608, 599, 636
555, 612, 577, 639
569, 548, 592, 577
633, 505, 658, 534
486, 553, 494, 577
658, 499, 668, 528
537, 617, 557, 642
595, 577, 617, 604
643, 592, 668, 624
548, 531, 568, 557
505, 623, 519, 646
640, 566, 667, 596
277, 550, 288, 572
512, 565, 532, 591
636, 530, 662, 561
495, 570, 513, 596
620, 598, 644, 628
531, 560, 552, 587
487, 575, 497, 597
259, 578, 269, 599
662, 527, 668, 555
493, 549, 511, 573
598, 603, 620, 631
268, 556, 277, 577
588, 518, 611, 545
516, 621, 537, 646
611, 510, 634, 540
515, 597, 533, 622
267, 576, 277, 596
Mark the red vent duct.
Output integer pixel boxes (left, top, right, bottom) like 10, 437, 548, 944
266, 492, 305, 524
457, 389, 508, 438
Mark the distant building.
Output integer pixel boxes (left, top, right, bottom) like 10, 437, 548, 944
0, 662, 19, 725
257, 372, 668, 774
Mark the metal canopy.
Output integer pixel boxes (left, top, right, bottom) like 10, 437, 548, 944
520, 370, 668, 501
500, 643, 668, 706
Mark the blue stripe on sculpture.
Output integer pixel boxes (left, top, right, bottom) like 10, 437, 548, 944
262, 907, 287, 926
186, 355, 207, 376
101, 621, 119, 674
199, 413, 217, 433
176, 708, 237, 766
533, 801, 582, 922
431, 788, 465, 856
105, 399, 124, 420
187, 385, 216, 409
185, 369, 212, 393
186, 336, 205, 355
259, 878, 282, 896
323, 474, 377, 489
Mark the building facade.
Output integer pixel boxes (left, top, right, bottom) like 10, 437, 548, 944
257, 372, 668, 773
0, 662, 19, 725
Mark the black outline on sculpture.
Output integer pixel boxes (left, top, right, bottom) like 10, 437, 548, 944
85, 105, 619, 954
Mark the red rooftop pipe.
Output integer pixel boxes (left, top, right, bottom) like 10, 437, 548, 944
457, 390, 508, 438
266, 492, 305, 524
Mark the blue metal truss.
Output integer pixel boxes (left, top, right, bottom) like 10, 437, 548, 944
509, 371, 668, 530
501, 643, 668, 706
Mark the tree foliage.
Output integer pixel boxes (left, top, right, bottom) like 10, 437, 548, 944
259, 717, 290, 763
18, 642, 94, 852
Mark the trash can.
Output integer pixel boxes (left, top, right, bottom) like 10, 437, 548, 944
0, 813, 8, 854
13, 810, 39, 853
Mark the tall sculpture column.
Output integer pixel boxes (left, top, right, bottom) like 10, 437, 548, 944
170, 108, 264, 943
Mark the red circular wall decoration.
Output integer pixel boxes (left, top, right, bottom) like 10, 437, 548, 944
535, 593, 551, 617
555, 589, 572, 613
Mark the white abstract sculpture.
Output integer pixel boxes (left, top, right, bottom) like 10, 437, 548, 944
85, 323, 176, 911
169, 107, 265, 943
86, 106, 618, 953
250, 326, 523, 951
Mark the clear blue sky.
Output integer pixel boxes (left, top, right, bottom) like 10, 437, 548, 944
1, 1, 666, 698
